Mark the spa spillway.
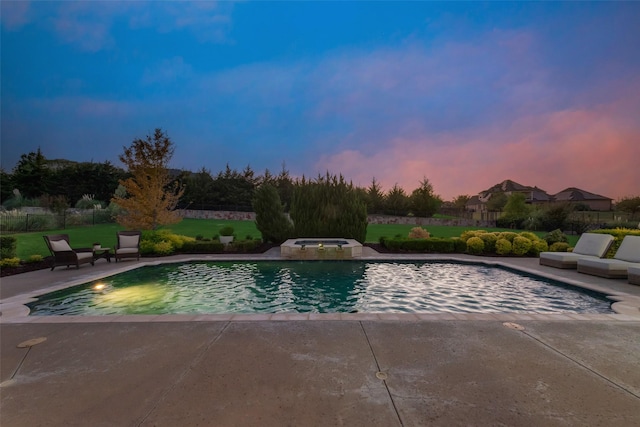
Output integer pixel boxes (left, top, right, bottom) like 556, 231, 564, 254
280, 238, 363, 260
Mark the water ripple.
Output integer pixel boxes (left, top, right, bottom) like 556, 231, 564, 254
28, 261, 612, 315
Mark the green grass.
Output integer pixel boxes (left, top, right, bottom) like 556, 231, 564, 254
6, 219, 579, 259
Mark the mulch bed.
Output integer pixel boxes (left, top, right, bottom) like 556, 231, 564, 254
1, 259, 52, 277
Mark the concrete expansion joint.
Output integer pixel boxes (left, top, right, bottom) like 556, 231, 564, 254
358, 322, 405, 426
520, 329, 640, 401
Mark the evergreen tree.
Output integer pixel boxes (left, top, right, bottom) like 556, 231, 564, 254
290, 173, 367, 242
384, 184, 409, 216
252, 184, 293, 243
409, 178, 442, 217
11, 148, 51, 198
366, 177, 385, 214
111, 128, 185, 230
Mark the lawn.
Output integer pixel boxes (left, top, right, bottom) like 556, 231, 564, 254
7, 218, 578, 259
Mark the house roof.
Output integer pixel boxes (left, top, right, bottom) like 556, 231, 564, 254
553, 187, 612, 202
480, 179, 535, 195
478, 179, 551, 202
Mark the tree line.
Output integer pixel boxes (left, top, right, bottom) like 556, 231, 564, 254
1, 148, 450, 218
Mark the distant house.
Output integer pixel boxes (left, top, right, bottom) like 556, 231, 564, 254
466, 179, 551, 212
465, 180, 612, 212
551, 187, 612, 211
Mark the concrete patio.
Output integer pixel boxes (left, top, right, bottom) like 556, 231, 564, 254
1, 250, 639, 426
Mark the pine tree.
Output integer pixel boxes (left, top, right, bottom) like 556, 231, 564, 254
409, 178, 443, 217
111, 128, 185, 230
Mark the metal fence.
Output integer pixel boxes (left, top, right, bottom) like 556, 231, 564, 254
0, 210, 115, 233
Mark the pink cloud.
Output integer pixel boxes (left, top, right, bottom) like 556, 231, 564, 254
316, 99, 640, 201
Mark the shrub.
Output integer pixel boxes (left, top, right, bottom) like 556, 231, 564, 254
227, 239, 261, 252
219, 226, 235, 236
495, 239, 512, 255
180, 240, 224, 253
544, 229, 568, 245
549, 242, 570, 252
378, 236, 387, 245
0, 235, 17, 259
0, 257, 21, 268
140, 230, 195, 255
519, 231, 539, 241
479, 233, 498, 253
452, 238, 467, 253
591, 228, 640, 258
26, 254, 44, 263
466, 236, 485, 254
460, 230, 486, 242
512, 236, 532, 255
408, 227, 430, 239
153, 241, 174, 256
529, 239, 549, 257
75, 194, 103, 210
381, 237, 460, 253
497, 232, 518, 242
140, 240, 156, 255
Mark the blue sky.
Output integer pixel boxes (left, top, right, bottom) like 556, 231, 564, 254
2, 1, 639, 200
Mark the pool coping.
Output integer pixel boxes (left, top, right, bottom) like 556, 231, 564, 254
1, 251, 639, 323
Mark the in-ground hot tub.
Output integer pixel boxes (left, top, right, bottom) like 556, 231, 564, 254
280, 238, 363, 259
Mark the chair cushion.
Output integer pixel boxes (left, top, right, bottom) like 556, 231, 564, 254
572, 233, 614, 257
614, 236, 640, 263
115, 248, 138, 255
76, 252, 94, 261
49, 239, 72, 252
119, 235, 139, 248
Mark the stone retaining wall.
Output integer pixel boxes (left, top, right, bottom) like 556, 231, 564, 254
179, 209, 495, 228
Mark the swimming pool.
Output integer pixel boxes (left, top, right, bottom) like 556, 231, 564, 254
27, 261, 612, 316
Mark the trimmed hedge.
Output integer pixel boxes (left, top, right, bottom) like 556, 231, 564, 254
382, 237, 465, 253
180, 240, 225, 254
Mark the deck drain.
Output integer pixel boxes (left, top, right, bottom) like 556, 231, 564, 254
503, 322, 525, 331
17, 337, 47, 348
376, 371, 388, 380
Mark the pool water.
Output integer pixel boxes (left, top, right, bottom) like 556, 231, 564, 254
27, 261, 612, 316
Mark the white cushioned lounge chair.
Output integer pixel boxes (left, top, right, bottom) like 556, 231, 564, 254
577, 235, 640, 279
115, 230, 141, 262
539, 233, 614, 269
628, 266, 640, 286
43, 234, 95, 270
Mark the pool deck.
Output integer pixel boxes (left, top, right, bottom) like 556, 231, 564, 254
1, 249, 639, 426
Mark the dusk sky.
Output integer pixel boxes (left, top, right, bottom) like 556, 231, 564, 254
2, 1, 639, 201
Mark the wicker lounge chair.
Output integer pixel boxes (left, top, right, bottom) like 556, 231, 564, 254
114, 230, 141, 262
577, 235, 640, 279
43, 234, 95, 270
539, 233, 614, 269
